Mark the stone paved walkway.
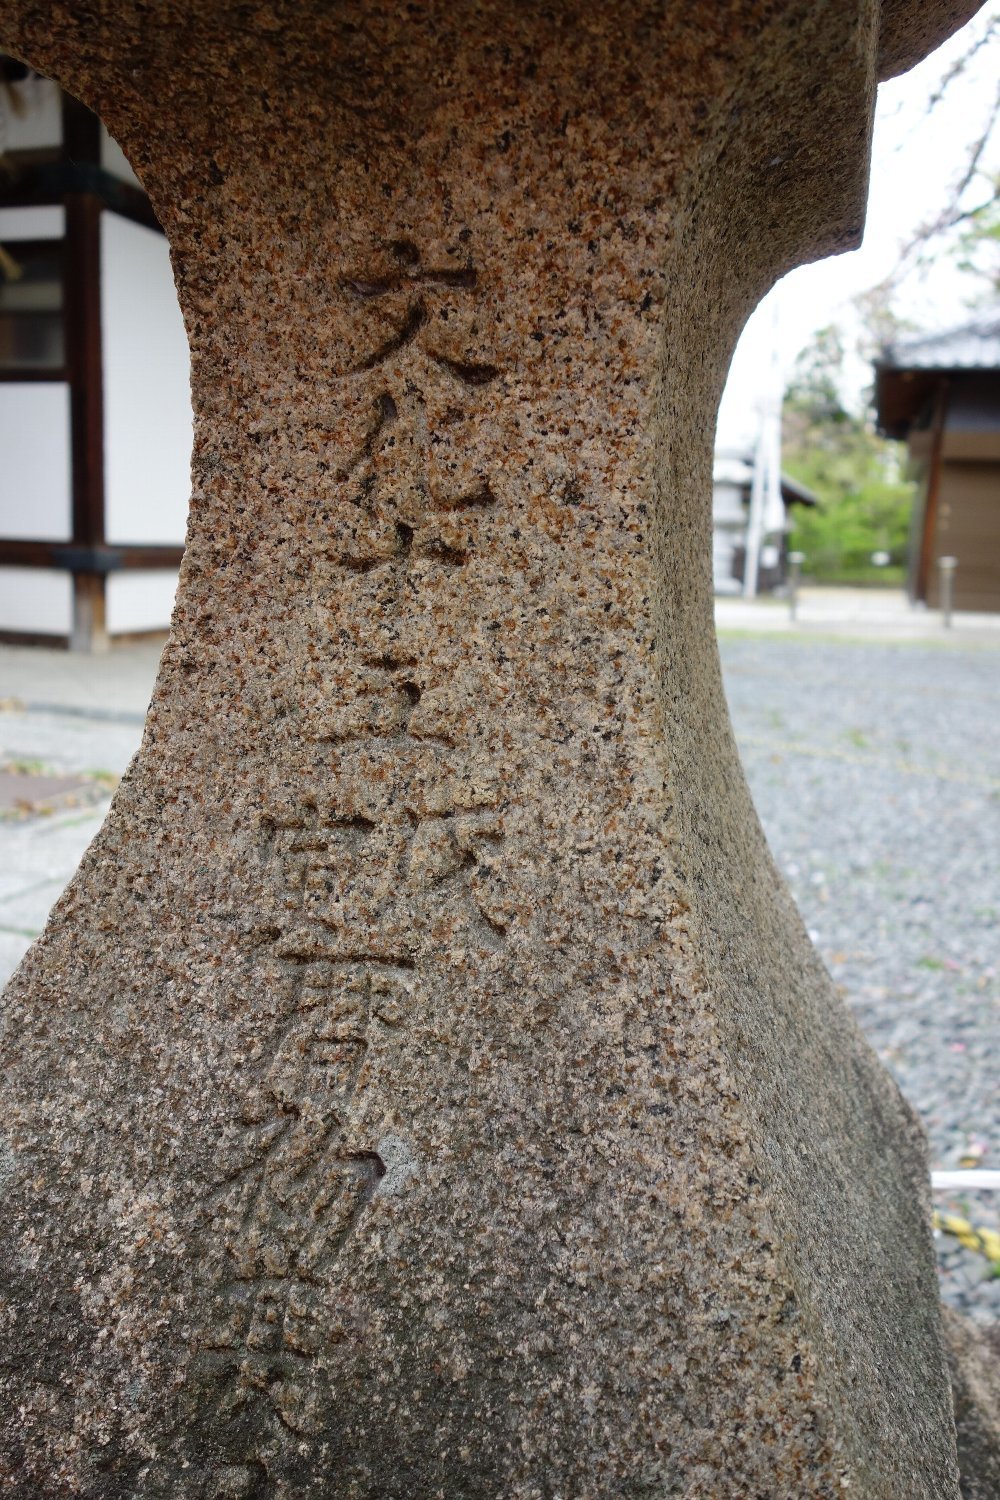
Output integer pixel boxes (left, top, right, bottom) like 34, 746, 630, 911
716, 584, 1000, 642
0, 641, 158, 982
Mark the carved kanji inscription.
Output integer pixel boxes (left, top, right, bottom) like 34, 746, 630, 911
195, 242, 510, 1472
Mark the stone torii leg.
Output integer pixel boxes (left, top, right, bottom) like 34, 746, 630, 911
0, 3, 982, 1495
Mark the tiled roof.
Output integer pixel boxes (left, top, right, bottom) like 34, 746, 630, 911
880, 308, 1000, 372
712, 450, 817, 505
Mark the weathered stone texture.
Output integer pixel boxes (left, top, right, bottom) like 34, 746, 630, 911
944, 1308, 1000, 1500
0, 2, 984, 1495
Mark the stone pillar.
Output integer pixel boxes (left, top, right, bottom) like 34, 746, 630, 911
0, 3, 981, 1495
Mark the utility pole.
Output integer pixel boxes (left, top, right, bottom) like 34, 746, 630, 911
743, 303, 785, 599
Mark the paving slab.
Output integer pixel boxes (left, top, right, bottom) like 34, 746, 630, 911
0, 640, 163, 720
0, 768, 105, 817
0, 929, 32, 984
717, 586, 1000, 642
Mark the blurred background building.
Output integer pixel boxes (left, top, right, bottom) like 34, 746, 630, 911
0, 57, 190, 651
712, 450, 816, 596
875, 310, 1000, 613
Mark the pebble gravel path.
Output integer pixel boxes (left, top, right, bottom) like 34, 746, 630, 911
719, 631, 1000, 1326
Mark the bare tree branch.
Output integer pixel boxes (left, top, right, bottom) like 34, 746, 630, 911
924, 14, 1000, 115
873, 64, 1000, 307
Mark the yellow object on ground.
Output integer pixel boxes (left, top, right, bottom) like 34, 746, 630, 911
933, 1210, 1000, 1270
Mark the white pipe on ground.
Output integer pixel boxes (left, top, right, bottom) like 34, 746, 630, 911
930, 1170, 1000, 1191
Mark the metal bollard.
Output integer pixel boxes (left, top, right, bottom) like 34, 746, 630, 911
788, 550, 804, 623
938, 555, 957, 629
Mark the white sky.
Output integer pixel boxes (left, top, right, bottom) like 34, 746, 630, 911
717, 4, 1000, 450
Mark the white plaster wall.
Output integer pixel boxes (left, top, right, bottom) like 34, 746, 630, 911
712, 481, 746, 524
0, 567, 72, 636
0, 383, 72, 540
1, 75, 61, 151
106, 569, 179, 636
101, 213, 192, 549
0, 206, 65, 241
712, 480, 746, 594
99, 125, 142, 188
713, 533, 742, 594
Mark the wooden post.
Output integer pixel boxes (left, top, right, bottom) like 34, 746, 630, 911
63, 190, 108, 650
916, 379, 949, 607
61, 94, 108, 650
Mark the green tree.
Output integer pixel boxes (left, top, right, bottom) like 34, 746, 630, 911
781, 329, 915, 585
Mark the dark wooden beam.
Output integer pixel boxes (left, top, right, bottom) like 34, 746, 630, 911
0, 367, 69, 383
70, 571, 108, 652
0, 629, 72, 650
60, 93, 102, 168
62, 189, 106, 652
63, 193, 105, 550
915, 380, 949, 605
0, 236, 63, 256
0, 173, 164, 234
0, 541, 186, 571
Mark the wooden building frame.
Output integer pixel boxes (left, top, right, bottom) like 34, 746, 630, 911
875, 314, 1000, 615
0, 86, 184, 649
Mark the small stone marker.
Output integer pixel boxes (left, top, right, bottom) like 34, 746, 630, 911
0, 1, 983, 1495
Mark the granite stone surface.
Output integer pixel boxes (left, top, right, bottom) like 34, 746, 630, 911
943, 1309, 1000, 1500
0, 2, 984, 1495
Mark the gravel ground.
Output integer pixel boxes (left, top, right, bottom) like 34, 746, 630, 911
719, 631, 1000, 1326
